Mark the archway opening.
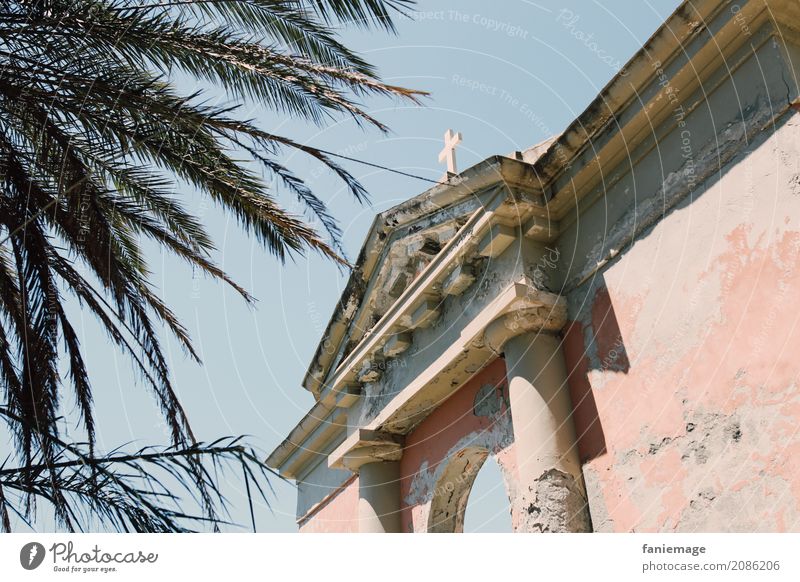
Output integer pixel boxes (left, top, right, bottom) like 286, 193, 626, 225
463, 456, 513, 532
427, 447, 513, 533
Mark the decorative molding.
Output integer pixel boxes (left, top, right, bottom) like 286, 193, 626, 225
523, 215, 559, 242
329, 429, 405, 472
387, 270, 411, 299
383, 332, 412, 357
302, 157, 547, 398
478, 223, 516, 258
442, 263, 475, 297
484, 305, 567, 354
357, 358, 384, 384
334, 384, 362, 408
409, 295, 441, 329
349, 277, 565, 436
278, 411, 348, 480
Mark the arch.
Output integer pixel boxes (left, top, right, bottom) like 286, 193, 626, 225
427, 446, 489, 533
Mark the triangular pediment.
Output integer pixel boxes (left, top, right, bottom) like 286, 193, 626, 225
302, 154, 550, 397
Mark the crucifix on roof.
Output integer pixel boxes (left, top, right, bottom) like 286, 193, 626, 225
438, 129, 462, 181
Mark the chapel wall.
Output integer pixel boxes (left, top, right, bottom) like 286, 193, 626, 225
558, 33, 800, 531
298, 359, 523, 533
294, 17, 800, 535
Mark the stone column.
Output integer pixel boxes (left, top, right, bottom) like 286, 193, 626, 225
486, 308, 591, 532
357, 461, 401, 533
336, 430, 404, 533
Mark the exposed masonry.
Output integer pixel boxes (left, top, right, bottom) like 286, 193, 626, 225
584, 408, 748, 532
585, 408, 750, 533
317, 198, 481, 389
520, 469, 592, 533
603, 367, 796, 527
364, 220, 461, 318
638, 412, 742, 465
473, 382, 508, 417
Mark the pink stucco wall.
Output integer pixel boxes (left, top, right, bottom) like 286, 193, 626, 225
563, 116, 800, 532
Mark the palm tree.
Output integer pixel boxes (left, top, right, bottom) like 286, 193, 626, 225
0, 0, 420, 531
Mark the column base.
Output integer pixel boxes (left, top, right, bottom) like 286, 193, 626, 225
516, 468, 591, 533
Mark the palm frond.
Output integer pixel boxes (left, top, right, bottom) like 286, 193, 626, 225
0, 408, 279, 532
0, 0, 421, 531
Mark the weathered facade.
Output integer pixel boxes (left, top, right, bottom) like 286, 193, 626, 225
267, 0, 800, 532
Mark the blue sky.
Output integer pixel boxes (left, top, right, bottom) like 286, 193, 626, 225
29, 0, 683, 532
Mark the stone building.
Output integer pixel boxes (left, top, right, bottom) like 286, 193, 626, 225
267, 0, 800, 532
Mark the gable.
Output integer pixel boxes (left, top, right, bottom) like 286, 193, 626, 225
302, 155, 548, 397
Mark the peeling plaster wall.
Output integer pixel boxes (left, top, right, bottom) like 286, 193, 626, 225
560, 57, 800, 531
556, 34, 797, 292
399, 358, 522, 532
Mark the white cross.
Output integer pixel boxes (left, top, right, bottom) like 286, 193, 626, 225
438, 129, 462, 175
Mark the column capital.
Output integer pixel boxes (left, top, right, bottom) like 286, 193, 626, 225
328, 429, 404, 472
483, 290, 567, 354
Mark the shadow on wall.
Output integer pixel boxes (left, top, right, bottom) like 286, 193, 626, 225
553, 82, 800, 465
562, 278, 631, 463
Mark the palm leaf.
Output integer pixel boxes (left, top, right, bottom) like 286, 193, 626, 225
0, 0, 422, 531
